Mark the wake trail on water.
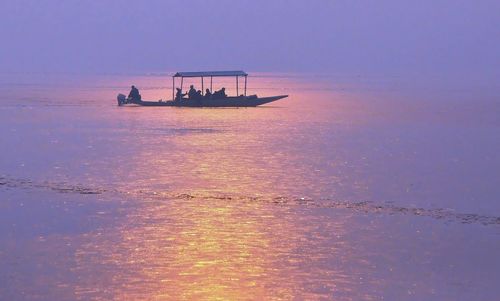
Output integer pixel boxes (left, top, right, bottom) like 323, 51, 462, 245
1, 175, 499, 227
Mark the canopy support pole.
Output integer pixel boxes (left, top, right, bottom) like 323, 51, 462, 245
236, 76, 239, 96
172, 76, 175, 100
180, 77, 184, 93
201, 77, 204, 96
244, 75, 247, 96
210, 77, 213, 92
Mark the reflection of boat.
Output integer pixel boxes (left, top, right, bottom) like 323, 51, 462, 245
117, 71, 288, 107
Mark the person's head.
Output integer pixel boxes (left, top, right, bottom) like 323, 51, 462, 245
190, 85, 194, 88
221, 87, 225, 91
176, 88, 181, 91
131, 85, 135, 89
206, 88, 210, 92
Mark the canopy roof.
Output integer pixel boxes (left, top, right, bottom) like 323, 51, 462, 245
173, 71, 248, 78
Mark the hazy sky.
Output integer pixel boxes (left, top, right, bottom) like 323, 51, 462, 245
1, 0, 499, 75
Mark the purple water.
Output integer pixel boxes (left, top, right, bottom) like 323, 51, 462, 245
0, 72, 499, 300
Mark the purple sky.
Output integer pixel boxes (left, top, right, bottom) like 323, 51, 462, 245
1, 0, 499, 75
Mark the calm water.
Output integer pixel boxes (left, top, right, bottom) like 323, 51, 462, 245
0, 73, 499, 300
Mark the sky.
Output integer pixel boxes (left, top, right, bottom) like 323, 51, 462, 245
0, 0, 499, 76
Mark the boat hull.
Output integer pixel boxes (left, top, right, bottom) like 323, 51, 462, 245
118, 95, 288, 107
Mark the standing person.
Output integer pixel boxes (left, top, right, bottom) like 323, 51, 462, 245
128, 85, 141, 103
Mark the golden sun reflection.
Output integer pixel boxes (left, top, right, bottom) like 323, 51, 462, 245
71, 75, 351, 300
156, 201, 278, 300
75, 196, 310, 300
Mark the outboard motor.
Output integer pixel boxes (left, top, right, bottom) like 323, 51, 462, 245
117, 93, 126, 106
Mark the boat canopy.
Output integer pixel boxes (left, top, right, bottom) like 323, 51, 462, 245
173, 71, 248, 78
172, 70, 249, 98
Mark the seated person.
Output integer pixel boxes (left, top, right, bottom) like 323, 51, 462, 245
204, 89, 212, 98
175, 88, 186, 101
213, 88, 227, 98
128, 85, 141, 102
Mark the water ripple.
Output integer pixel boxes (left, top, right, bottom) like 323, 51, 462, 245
1, 175, 498, 226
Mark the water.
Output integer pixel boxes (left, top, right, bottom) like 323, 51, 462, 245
0, 72, 499, 300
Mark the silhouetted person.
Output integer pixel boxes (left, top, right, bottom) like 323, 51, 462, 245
192, 90, 202, 104
188, 85, 197, 99
213, 88, 226, 99
128, 85, 141, 103
205, 89, 212, 98
175, 88, 186, 101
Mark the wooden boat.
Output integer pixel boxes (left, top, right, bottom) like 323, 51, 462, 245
117, 71, 288, 107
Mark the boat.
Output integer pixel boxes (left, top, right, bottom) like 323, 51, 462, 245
117, 71, 288, 107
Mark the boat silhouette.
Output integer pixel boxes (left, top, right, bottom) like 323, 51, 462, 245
117, 71, 288, 107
